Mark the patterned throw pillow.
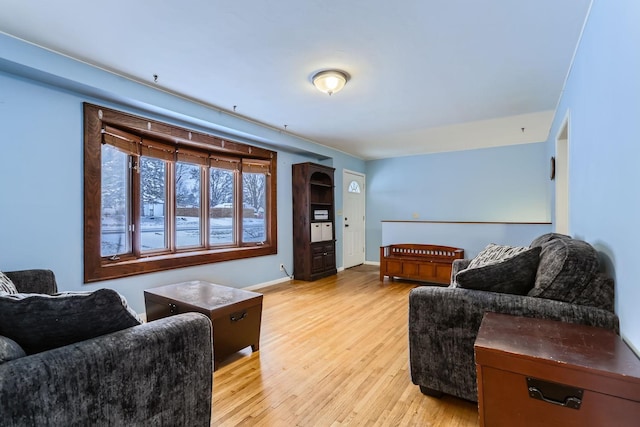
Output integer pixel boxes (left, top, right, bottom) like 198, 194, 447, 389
0, 335, 26, 363
0, 289, 142, 354
0, 271, 18, 295
467, 244, 529, 269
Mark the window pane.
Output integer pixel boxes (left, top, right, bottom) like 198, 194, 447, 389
101, 144, 130, 257
140, 157, 167, 251
176, 162, 202, 248
209, 168, 235, 245
348, 180, 361, 193
242, 172, 266, 243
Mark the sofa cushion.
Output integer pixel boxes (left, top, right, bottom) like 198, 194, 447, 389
574, 273, 615, 311
455, 246, 541, 295
0, 288, 142, 354
530, 232, 571, 248
527, 237, 600, 303
0, 271, 18, 294
0, 335, 26, 363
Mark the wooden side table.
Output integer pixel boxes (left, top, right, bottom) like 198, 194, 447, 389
144, 281, 263, 369
475, 313, 640, 427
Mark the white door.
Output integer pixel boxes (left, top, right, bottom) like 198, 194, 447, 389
343, 170, 366, 268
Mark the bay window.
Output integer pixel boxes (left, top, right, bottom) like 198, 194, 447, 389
84, 103, 277, 282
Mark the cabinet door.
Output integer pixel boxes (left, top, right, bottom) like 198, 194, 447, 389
417, 263, 436, 279
323, 243, 336, 270
385, 260, 403, 275
311, 245, 326, 273
434, 263, 452, 282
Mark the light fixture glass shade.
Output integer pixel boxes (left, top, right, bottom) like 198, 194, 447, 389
312, 70, 348, 95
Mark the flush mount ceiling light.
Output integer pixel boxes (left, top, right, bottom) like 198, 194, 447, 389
312, 70, 349, 96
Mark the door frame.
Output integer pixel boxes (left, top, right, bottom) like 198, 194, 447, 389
555, 111, 570, 235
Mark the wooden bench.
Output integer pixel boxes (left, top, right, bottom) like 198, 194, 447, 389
380, 244, 464, 285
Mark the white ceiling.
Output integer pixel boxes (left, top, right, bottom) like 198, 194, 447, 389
0, 0, 591, 160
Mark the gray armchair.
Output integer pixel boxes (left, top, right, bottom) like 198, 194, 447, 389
0, 269, 213, 426
408, 234, 619, 402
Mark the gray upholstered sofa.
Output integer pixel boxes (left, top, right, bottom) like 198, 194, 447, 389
0, 269, 213, 426
409, 233, 619, 402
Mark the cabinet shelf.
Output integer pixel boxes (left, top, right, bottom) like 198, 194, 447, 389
310, 182, 332, 188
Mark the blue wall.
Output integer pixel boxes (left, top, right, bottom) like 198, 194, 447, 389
0, 35, 365, 314
365, 142, 551, 261
547, 0, 640, 352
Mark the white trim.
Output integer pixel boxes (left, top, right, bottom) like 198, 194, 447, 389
555, 110, 571, 235
623, 335, 640, 359
243, 276, 292, 291
365, 261, 380, 266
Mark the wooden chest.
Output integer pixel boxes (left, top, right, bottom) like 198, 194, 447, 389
144, 280, 263, 369
474, 313, 640, 427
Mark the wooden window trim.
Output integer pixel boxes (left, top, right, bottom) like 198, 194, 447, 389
84, 103, 277, 283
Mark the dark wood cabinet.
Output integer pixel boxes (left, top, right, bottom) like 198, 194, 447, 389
292, 162, 337, 281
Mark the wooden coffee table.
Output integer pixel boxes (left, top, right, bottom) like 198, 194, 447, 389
144, 280, 263, 369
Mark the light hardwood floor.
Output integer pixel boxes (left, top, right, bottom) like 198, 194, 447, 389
212, 265, 479, 426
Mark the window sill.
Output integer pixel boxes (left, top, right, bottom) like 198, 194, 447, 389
85, 245, 277, 283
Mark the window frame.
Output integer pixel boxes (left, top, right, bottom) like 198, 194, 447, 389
84, 103, 277, 283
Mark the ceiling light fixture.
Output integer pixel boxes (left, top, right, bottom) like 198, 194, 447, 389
312, 70, 349, 96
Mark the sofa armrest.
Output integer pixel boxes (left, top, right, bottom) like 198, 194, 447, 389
450, 259, 471, 283
4, 269, 58, 294
408, 286, 619, 402
0, 312, 213, 426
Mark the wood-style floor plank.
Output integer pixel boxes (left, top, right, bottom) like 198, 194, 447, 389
212, 265, 479, 426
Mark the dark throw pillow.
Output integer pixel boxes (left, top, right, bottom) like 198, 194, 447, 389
455, 246, 542, 295
0, 288, 142, 354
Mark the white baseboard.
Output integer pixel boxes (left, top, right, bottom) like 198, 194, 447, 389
365, 261, 380, 266
243, 276, 292, 291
